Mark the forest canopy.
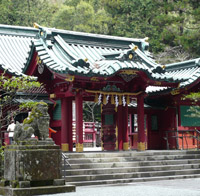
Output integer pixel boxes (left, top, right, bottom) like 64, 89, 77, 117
0, 0, 200, 63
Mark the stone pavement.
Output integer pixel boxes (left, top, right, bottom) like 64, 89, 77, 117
40, 178, 200, 196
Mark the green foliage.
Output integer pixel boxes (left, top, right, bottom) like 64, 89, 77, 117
0, 145, 5, 161
0, 73, 43, 136
0, 0, 58, 26
184, 92, 200, 118
184, 92, 200, 102
51, 0, 111, 34
186, 106, 200, 118
1, 0, 200, 61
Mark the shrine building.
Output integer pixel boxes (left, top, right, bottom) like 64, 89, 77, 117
0, 24, 200, 152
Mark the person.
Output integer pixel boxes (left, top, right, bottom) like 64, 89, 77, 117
7, 120, 16, 145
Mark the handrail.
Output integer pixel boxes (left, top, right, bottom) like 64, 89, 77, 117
62, 153, 71, 178
164, 129, 200, 150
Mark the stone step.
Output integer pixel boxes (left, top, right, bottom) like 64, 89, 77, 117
67, 154, 200, 164
64, 150, 200, 159
63, 159, 200, 170
64, 168, 200, 182
62, 150, 200, 187
63, 163, 200, 176
67, 173, 200, 186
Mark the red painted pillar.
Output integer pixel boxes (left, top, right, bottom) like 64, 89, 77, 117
67, 99, 73, 151
122, 105, 129, 150
137, 94, 145, 151
117, 105, 123, 150
75, 90, 83, 152
61, 97, 72, 151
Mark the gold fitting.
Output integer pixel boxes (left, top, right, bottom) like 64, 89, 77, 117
50, 94, 56, 99
119, 95, 122, 105
133, 46, 138, 51
129, 53, 133, 60
36, 56, 41, 64
62, 143, 69, 152
33, 23, 39, 29
76, 143, 83, 152
123, 142, 129, 151
111, 95, 115, 105
171, 89, 180, 95
144, 37, 149, 42
91, 77, 99, 81
103, 94, 107, 105
155, 81, 161, 86
94, 93, 98, 103
162, 65, 166, 69
84, 58, 88, 62
115, 141, 118, 150
65, 75, 75, 82
127, 95, 130, 105
137, 142, 146, 151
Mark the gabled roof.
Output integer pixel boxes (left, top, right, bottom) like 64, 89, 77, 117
23, 25, 184, 84
0, 24, 199, 94
165, 58, 200, 87
146, 58, 200, 94
0, 24, 38, 75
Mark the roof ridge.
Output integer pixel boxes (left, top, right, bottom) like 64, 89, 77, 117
165, 58, 200, 71
0, 24, 38, 37
35, 24, 148, 50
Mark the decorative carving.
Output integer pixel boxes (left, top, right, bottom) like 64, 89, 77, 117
90, 77, 99, 82
13, 102, 50, 143
36, 56, 42, 65
154, 81, 162, 86
38, 63, 44, 74
102, 85, 121, 92
119, 73, 137, 82
117, 49, 141, 62
120, 70, 138, 75
171, 89, 180, 95
118, 70, 138, 82
65, 74, 74, 82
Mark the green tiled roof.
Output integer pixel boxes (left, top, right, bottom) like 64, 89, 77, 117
23, 25, 185, 83
165, 58, 200, 87
0, 24, 38, 75
146, 58, 200, 94
0, 24, 199, 92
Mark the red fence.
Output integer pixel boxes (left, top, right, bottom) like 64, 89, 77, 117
73, 121, 98, 147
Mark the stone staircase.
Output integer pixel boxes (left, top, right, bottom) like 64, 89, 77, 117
62, 150, 200, 186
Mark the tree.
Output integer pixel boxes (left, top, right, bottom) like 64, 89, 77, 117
83, 102, 101, 123
184, 92, 200, 118
51, 0, 111, 34
99, 0, 200, 60
0, 0, 58, 27
0, 72, 43, 145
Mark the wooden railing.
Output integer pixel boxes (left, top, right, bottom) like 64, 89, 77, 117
72, 121, 97, 147
164, 129, 200, 150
